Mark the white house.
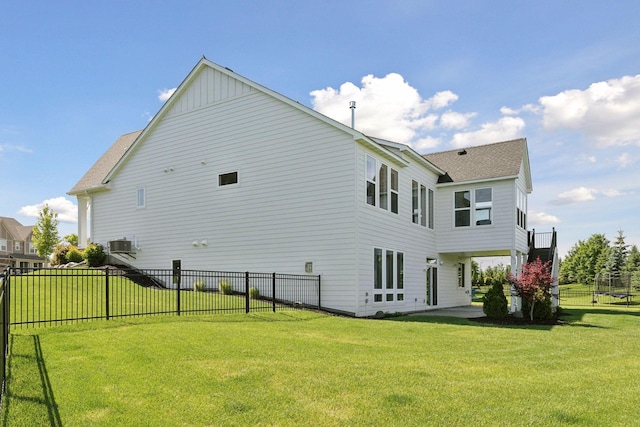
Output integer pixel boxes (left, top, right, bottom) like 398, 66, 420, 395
69, 57, 546, 317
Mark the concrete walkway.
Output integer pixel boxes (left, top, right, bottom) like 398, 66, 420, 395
411, 305, 485, 319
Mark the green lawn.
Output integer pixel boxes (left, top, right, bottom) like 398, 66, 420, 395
3, 308, 640, 426
9, 270, 274, 326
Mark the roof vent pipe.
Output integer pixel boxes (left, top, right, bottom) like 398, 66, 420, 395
349, 101, 356, 129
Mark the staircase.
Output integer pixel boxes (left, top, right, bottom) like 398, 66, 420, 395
527, 228, 559, 306
106, 257, 167, 289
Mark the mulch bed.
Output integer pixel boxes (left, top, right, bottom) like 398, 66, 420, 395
470, 314, 567, 326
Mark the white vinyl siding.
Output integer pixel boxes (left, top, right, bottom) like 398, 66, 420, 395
90, 88, 359, 314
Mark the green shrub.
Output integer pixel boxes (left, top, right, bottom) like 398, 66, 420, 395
51, 244, 70, 266
83, 243, 106, 267
219, 280, 233, 295
66, 246, 84, 263
521, 294, 553, 320
249, 286, 260, 299
193, 280, 206, 292
483, 278, 509, 319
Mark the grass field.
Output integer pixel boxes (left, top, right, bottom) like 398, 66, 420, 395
2, 307, 640, 426
8, 270, 276, 326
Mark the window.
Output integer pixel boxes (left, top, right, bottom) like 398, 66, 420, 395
366, 155, 398, 214
373, 247, 404, 302
366, 156, 376, 206
412, 180, 431, 227
454, 188, 492, 227
29, 243, 36, 254
137, 188, 145, 208
219, 171, 238, 186
428, 189, 434, 229
517, 188, 527, 229
14, 241, 21, 251
0, 239, 6, 251
475, 188, 492, 226
454, 190, 471, 227
458, 262, 465, 287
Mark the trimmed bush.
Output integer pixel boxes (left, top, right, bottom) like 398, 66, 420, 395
193, 280, 206, 292
83, 243, 106, 267
249, 286, 260, 299
483, 278, 509, 319
219, 280, 233, 295
66, 246, 84, 263
51, 244, 70, 266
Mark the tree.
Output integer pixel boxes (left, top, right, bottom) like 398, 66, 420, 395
559, 234, 609, 284
482, 276, 509, 319
31, 204, 60, 261
64, 233, 78, 247
604, 229, 629, 275
624, 245, 640, 273
509, 258, 555, 321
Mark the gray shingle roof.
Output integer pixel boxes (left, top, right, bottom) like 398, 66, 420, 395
423, 138, 527, 183
68, 130, 142, 195
0, 217, 33, 241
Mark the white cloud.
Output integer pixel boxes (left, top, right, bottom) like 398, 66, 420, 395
158, 88, 177, 102
0, 143, 33, 157
539, 74, 640, 147
310, 73, 465, 148
19, 197, 78, 223
616, 152, 634, 168
529, 211, 561, 225
449, 116, 525, 148
439, 111, 476, 130
551, 186, 628, 205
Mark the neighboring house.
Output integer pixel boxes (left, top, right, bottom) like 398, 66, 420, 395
0, 217, 46, 271
69, 57, 551, 317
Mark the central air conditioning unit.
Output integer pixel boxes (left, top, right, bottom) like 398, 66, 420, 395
109, 239, 132, 253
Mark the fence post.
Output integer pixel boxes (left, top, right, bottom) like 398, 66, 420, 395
272, 273, 276, 312
176, 273, 181, 316
245, 272, 250, 313
105, 267, 110, 321
317, 275, 321, 310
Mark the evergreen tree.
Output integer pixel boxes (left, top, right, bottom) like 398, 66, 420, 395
605, 229, 629, 275
31, 204, 60, 261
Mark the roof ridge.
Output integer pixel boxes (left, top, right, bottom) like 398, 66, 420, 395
424, 138, 526, 157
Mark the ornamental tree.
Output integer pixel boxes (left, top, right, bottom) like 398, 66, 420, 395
509, 257, 555, 321
31, 204, 60, 261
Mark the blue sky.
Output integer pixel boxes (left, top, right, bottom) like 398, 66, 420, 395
1, 1, 639, 258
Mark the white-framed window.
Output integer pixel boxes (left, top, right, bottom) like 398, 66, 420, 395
14, 241, 21, 251
454, 188, 492, 227
517, 188, 527, 229
366, 155, 398, 214
373, 247, 404, 302
0, 239, 6, 251
137, 188, 146, 208
28, 242, 36, 254
218, 171, 238, 187
412, 180, 433, 229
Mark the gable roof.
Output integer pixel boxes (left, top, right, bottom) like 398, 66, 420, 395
68, 130, 142, 195
423, 138, 532, 191
0, 216, 33, 241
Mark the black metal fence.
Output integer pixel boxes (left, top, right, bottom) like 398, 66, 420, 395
558, 288, 637, 307
0, 269, 9, 399
2, 267, 321, 328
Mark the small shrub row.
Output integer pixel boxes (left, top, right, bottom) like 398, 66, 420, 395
217, 281, 260, 299
51, 243, 106, 267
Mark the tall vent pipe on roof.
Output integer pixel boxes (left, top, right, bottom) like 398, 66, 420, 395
349, 101, 356, 129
